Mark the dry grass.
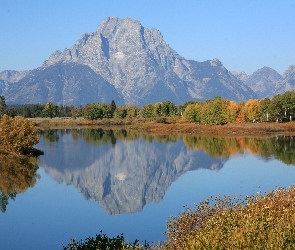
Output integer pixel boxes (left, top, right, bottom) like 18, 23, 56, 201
30, 117, 295, 136
163, 186, 295, 250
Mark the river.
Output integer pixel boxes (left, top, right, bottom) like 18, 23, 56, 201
1, 129, 295, 249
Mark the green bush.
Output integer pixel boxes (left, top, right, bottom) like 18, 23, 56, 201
62, 231, 150, 250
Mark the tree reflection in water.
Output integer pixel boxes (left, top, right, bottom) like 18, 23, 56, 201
67, 128, 295, 165
39, 129, 295, 215
0, 150, 40, 212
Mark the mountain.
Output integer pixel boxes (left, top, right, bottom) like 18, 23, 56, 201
232, 65, 295, 99
4, 62, 124, 106
0, 70, 29, 82
236, 67, 282, 99
274, 65, 295, 95
0, 70, 29, 97
0, 17, 258, 106
231, 71, 249, 82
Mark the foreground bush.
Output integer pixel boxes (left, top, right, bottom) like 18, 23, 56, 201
0, 115, 40, 153
164, 186, 295, 249
62, 231, 151, 250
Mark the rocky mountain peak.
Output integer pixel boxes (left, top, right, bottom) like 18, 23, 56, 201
282, 65, 295, 80
209, 58, 222, 67
230, 71, 248, 81
241, 66, 282, 99
98, 17, 143, 38
274, 65, 295, 94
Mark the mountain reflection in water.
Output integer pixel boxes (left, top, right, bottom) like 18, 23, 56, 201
39, 129, 295, 215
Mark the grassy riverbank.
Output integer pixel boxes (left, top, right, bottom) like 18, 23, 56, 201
30, 117, 295, 136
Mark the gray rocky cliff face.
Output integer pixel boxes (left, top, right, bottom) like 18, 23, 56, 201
231, 71, 249, 82
274, 65, 295, 94
0, 70, 29, 96
5, 62, 124, 106
243, 67, 282, 99
183, 59, 256, 101
0, 70, 29, 82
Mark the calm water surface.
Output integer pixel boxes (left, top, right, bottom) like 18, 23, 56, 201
1, 129, 295, 249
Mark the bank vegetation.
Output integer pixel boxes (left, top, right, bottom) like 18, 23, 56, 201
62, 186, 295, 250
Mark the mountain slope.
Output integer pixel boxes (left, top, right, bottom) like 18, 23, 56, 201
274, 65, 295, 95
243, 67, 282, 99
5, 62, 124, 106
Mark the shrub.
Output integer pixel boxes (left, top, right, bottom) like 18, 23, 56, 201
0, 115, 40, 153
164, 186, 295, 249
62, 231, 150, 250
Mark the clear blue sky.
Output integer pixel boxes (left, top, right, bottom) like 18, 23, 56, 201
1, 0, 294, 75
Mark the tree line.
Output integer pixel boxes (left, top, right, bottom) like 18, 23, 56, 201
1, 90, 295, 124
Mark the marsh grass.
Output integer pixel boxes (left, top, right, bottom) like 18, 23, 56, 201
163, 186, 295, 249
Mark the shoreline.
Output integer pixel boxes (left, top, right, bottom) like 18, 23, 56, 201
29, 117, 295, 137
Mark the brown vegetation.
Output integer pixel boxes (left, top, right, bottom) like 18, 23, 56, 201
30, 117, 295, 136
163, 186, 295, 249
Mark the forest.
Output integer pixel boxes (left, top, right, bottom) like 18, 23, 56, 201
1, 90, 295, 125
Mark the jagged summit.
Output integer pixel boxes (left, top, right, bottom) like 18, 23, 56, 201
274, 65, 295, 94
209, 58, 223, 67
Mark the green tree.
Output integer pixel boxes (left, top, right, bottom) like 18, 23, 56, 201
259, 98, 272, 121
290, 91, 295, 120
271, 94, 284, 121
201, 97, 227, 125
42, 102, 58, 118
110, 100, 116, 118
178, 101, 197, 116
161, 101, 178, 117
83, 103, 104, 120
183, 104, 197, 122
139, 104, 155, 118
114, 106, 127, 119
125, 105, 139, 118
101, 104, 113, 118
0, 96, 7, 117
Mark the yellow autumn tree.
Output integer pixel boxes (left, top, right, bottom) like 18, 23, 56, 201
0, 115, 40, 153
226, 101, 239, 123
243, 99, 260, 122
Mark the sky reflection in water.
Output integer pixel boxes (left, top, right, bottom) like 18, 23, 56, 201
1, 130, 295, 250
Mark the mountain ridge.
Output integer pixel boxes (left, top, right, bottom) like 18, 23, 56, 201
1, 17, 294, 106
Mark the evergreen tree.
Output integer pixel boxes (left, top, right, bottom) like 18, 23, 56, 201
0, 96, 7, 118
110, 100, 116, 117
